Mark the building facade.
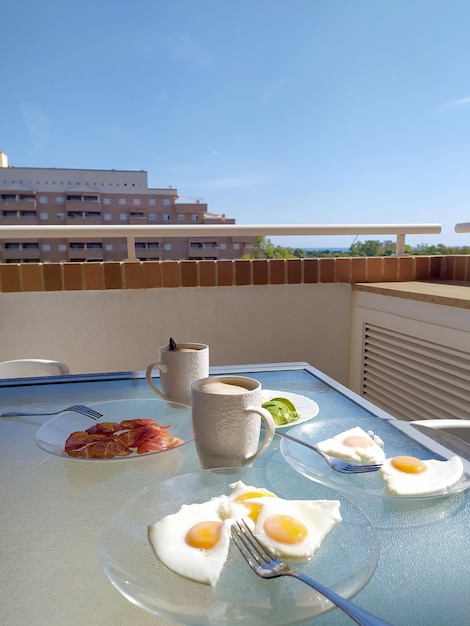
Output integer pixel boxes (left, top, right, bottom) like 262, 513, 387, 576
0, 152, 254, 262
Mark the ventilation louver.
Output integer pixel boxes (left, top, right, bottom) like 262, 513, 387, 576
362, 323, 470, 421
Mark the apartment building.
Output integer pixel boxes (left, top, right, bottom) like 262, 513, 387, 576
0, 152, 254, 262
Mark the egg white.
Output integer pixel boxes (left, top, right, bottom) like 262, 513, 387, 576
316, 426, 385, 464
148, 496, 230, 586
251, 496, 342, 559
379, 456, 464, 495
219, 480, 277, 521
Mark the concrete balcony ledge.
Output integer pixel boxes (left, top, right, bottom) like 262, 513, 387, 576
355, 280, 470, 310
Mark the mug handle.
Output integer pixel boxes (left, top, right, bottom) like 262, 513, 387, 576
145, 362, 169, 401
243, 406, 276, 464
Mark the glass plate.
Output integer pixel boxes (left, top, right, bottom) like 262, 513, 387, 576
280, 419, 470, 500
100, 466, 379, 626
261, 390, 319, 428
34, 399, 193, 460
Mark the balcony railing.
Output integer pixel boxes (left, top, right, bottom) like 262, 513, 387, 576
0, 223, 442, 258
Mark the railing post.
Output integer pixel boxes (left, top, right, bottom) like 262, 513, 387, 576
126, 236, 136, 260
395, 233, 405, 255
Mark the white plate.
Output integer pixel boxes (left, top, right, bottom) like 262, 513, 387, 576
280, 419, 470, 500
34, 399, 193, 460
261, 390, 319, 428
100, 466, 379, 625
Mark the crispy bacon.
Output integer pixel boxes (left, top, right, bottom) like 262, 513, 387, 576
64, 418, 183, 458
86, 421, 122, 434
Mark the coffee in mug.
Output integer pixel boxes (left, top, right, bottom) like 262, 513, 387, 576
146, 341, 209, 406
191, 376, 275, 468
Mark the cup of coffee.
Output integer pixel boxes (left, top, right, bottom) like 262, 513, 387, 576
146, 342, 209, 406
191, 376, 276, 468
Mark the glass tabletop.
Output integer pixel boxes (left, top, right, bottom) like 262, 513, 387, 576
1, 362, 469, 626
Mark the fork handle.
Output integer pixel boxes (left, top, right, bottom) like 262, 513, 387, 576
262, 423, 322, 455
290, 572, 394, 626
1, 411, 57, 417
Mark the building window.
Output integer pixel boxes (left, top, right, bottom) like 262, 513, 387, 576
148, 242, 160, 249
84, 211, 101, 218
105, 244, 113, 251
42, 244, 50, 252
192, 215, 199, 221
190, 242, 203, 248
163, 199, 170, 206
234, 243, 240, 250
130, 211, 144, 218
133, 199, 141, 205
5, 243, 20, 249
164, 243, 172, 250
163, 214, 170, 221
103, 198, 111, 205
39, 197, 47, 204
104, 213, 112, 220
119, 198, 126, 205
56, 197, 64, 203
149, 214, 156, 221
120, 214, 127, 221
149, 199, 156, 206
220, 243, 226, 250
59, 245, 66, 251
178, 214, 185, 221
70, 243, 85, 249
57, 213, 65, 220
21, 210, 37, 217
40, 213, 48, 219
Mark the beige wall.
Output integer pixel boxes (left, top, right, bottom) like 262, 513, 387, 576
0, 283, 351, 384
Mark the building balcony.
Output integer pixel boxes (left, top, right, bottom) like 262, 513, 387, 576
1, 253, 469, 423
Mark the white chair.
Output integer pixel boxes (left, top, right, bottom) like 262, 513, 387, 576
0, 359, 70, 379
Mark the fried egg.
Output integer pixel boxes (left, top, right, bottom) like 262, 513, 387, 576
379, 455, 464, 495
148, 496, 231, 586
219, 480, 277, 522
251, 497, 342, 559
316, 426, 385, 464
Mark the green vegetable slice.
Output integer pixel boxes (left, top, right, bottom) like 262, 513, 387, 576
262, 397, 300, 426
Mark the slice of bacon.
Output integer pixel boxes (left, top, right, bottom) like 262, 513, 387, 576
86, 421, 121, 435
64, 418, 183, 458
137, 432, 184, 454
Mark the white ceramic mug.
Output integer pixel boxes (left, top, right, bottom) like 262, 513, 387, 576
191, 375, 276, 468
146, 343, 209, 406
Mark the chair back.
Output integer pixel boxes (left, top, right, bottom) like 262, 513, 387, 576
0, 359, 70, 379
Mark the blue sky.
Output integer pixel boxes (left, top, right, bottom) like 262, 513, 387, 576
2, 0, 470, 249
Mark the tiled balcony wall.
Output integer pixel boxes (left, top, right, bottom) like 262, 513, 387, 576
1, 255, 468, 292
1, 255, 469, 388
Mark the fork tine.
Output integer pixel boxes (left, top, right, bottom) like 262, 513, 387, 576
71, 405, 102, 420
232, 520, 275, 565
345, 464, 382, 473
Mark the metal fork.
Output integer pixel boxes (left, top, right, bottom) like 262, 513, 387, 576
231, 520, 393, 626
1, 404, 102, 420
263, 424, 382, 473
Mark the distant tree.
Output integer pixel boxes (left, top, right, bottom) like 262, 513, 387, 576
245, 236, 295, 259
349, 240, 384, 256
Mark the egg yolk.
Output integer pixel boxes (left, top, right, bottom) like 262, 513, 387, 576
235, 491, 276, 521
186, 521, 223, 549
391, 455, 427, 474
342, 435, 373, 448
263, 514, 308, 545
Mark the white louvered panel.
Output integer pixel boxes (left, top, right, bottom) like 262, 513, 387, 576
365, 334, 470, 391
362, 323, 470, 421
365, 349, 470, 404
365, 326, 470, 385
